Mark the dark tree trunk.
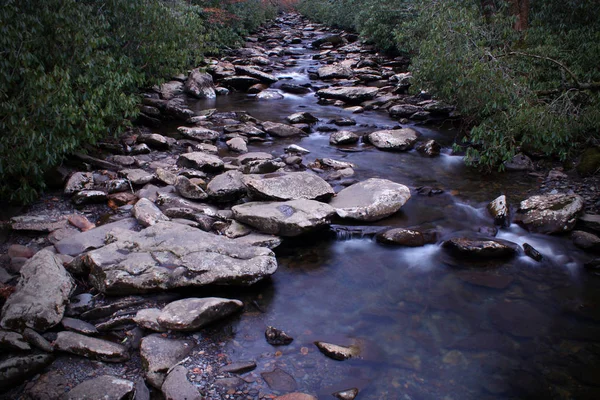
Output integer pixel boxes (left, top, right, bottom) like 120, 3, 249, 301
510, 0, 529, 31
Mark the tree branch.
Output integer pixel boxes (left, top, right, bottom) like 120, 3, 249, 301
507, 51, 580, 86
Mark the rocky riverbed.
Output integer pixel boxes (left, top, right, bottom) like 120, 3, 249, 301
1, 12, 600, 400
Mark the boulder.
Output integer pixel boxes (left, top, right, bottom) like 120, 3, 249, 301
262, 121, 305, 137
504, 153, 534, 171
0, 354, 54, 391
161, 366, 201, 400
134, 308, 165, 332
416, 140, 441, 157
330, 131, 359, 145
175, 176, 208, 200
157, 297, 243, 331
376, 228, 425, 247
329, 178, 411, 222
368, 129, 421, 151
315, 341, 360, 361
265, 326, 293, 345
177, 126, 220, 142
184, 69, 216, 99
140, 334, 193, 389
1, 250, 74, 331
10, 214, 68, 233
442, 237, 519, 260
207, 171, 247, 202
138, 133, 172, 150
232, 200, 336, 237
514, 193, 584, 234
177, 152, 224, 172
64, 172, 93, 195
132, 198, 170, 227
222, 75, 261, 90
312, 34, 346, 48
256, 90, 284, 100
488, 195, 510, 227
84, 222, 277, 294
317, 64, 354, 80
280, 83, 311, 94
71, 190, 107, 206
333, 388, 359, 400
0, 330, 31, 351
119, 169, 155, 186
286, 112, 318, 124
160, 80, 184, 100
64, 375, 134, 400
388, 104, 422, 118
234, 65, 278, 84
54, 218, 138, 257
316, 86, 379, 103
242, 172, 335, 202
54, 331, 129, 362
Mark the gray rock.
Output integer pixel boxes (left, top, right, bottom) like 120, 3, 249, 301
120, 169, 155, 186
131, 143, 151, 155
160, 80, 184, 100
0, 354, 54, 391
315, 341, 360, 361
177, 152, 224, 172
226, 137, 248, 153
214, 377, 245, 389
64, 375, 134, 400
416, 139, 441, 157
423, 101, 454, 114
184, 69, 216, 99
155, 168, 178, 186
329, 178, 411, 222
316, 158, 356, 170
333, 388, 359, 400
504, 153, 534, 171
134, 378, 150, 400
20, 370, 69, 400
207, 171, 247, 202
241, 159, 286, 174
161, 366, 201, 400
134, 308, 166, 332
224, 123, 265, 137
316, 86, 379, 103
133, 198, 170, 227
368, 129, 421, 151
106, 179, 130, 194
242, 172, 335, 202
285, 144, 310, 155
262, 121, 305, 138
22, 328, 54, 352
234, 233, 282, 249
265, 326, 293, 345
225, 221, 252, 239
261, 368, 297, 392
175, 176, 208, 200
376, 228, 425, 246
85, 222, 277, 294
234, 65, 278, 84
442, 237, 519, 260
317, 64, 354, 79
71, 190, 107, 206
54, 331, 129, 362
177, 126, 220, 142
156, 193, 218, 217
220, 361, 257, 374
572, 231, 600, 252
64, 172, 94, 195
222, 75, 261, 90
157, 297, 243, 331
0, 330, 31, 351
140, 334, 193, 389
10, 214, 68, 233
65, 293, 95, 317
488, 195, 510, 227
286, 112, 318, 124
388, 104, 422, 118
256, 89, 284, 100
232, 200, 336, 237
235, 152, 274, 165
62, 317, 98, 335
515, 193, 584, 234
330, 131, 359, 145
54, 218, 138, 257
280, 83, 311, 94
579, 214, 600, 233
138, 133, 171, 150
1, 250, 74, 331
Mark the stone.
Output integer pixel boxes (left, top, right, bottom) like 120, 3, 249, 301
220, 361, 257, 374
317, 64, 354, 79
333, 388, 359, 400
232, 199, 336, 237
376, 228, 425, 246
285, 144, 310, 154
71, 190, 107, 206
368, 128, 421, 151
65, 293, 95, 317
155, 168, 178, 186
134, 308, 166, 332
120, 169, 155, 186
265, 326, 293, 345
0, 330, 31, 351
177, 152, 224, 172
22, 328, 54, 352
489, 300, 550, 338
157, 297, 243, 331
388, 104, 422, 118
504, 153, 534, 171
177, 126, 220, 142
280, 83, 311, 94
10, 214, 68, 233
236, 152, 274, 165
242, 172, 335, 202
64, 375, 135, 400
21, 370, 69, 400
256, 89, 284, 100
241, 159, 285, 174
62, 317, 98, 335
523, 243, 543, 261
140, 334, 193, 389
54, 218, 138, 257
423, 101, 454, 114
312, 34, 346, 48
223, 75, 261, 90
133, 198, 170, 227
138, 133, 171, 150
314, 341, 360, 361
416, 139, 441, 157
131, 143, 151, 155
85, 221, 277, 294
329, 178, 411, 222
68, 214, 95, 232
579, 214, 600, 233
286, 112, 318, 124
330, 130, 359, 145
1, 250, 74, 331
316, 86, 379, 103
572, 231, 600, 252
234, 233, 282, 249
214, 377, 245, 389
226, 137, 248, 153
488, 195, 510, 227
160, 80, 184, 100
184, 69, 216, 99
7, 244, 35, 259
234, 65, 278, 84
0, 354, 54, 391
514, 193, 584, 234
276, 394, 316, 400
54, 331, 129, 362
225, 221, 251, 239
64, 172, 94, 195
161, 366, 201, 400
261, 368, 297, 392
442, 237, 518, 260
207, 171, 247, 202
262, 121, 305, 138
330, 117, 356, 126
175, 176, 208, 200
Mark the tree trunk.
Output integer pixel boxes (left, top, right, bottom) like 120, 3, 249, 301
510, 0, 529, 31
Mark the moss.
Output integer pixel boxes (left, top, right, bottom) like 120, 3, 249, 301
577, 147, 600, 176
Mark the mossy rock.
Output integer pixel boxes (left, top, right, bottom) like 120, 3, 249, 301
577, 147, 600, 176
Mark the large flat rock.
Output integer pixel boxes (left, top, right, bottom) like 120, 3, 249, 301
316, 86, 379, 103
368, 128, 421, 151
54, 331, 129, 362
242, 172, 335, 202
157, 297, 243, 331
232, 200, 336, 237
84, 222, 277, 294
329, 178, 411, 222
64, 375, 134, 400
515, 193, 584, 234
54, 218, 139, 257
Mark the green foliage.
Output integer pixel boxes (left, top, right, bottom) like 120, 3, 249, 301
0, 0, 274, 204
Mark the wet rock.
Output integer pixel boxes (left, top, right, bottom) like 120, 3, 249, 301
248, 83, 268, 94
223, 75, 261, 90
572, 230, 600, 253
0, 354, 54, 391
329, 178, 411, 222
265, 326, 294, 345
85, 221, 277, 294
312, 34, 346, 48
241, 159, 286, 174
286, 112, 318, 124
256, 89, 284, 100
157, 297, 243, 331
262, 121, 305, 137
138, 133, 171, 150
68, 214, 95, 232
333, 388, 359, 400
214, 377, 245, 389
184, 69, 216, 99
220, 361, 257, 374
131, 143, 151, 155
314, 341, 360, 361
224, 123, 265, 137
207, 170, 247, 202
388, 104, 422, 118
523, 243, 543, 261
317, 64, 354, 79
285, 144, 310, 154
54, 331, 129, 362
368, 128, 420, 151
280, 83, 311, 94
65, 293, 95, 317
330, 130, 359, 145
71, 190, 107, 206
316, 86, 379, 103
140, 334, 193, 389
579, 213, 600, 233
1, 250, 74, 331
0, 330, 31, 351
330, 117, 356, 126
226, 137, 248, 153
22, 328, 54, 352
160, 80, 184, 100
62, 317, 98, 335
515, 193, 584, 234
489, 300, 550, 337
64, 375, 134, 400
276, 394, 316, 400
442, 237, 518, 260
178, 126, 220, 142
161, 366, 201, 400
488, 195, 510, 227
232, 199, 336, 237
175, 176, 208, 200
234, 233, 282, 249
235, 65, 278, 84
376, 228, 425, 246
64, 172, 94, 195
315, 158, 356, 170
261, 368, 297, 392
55, 218, 138, 257
134, 308, 166, 332
416, 139, 441, 157
504, 153, 534, 171
177, 152, 224, 172
132, 198, 170, 227
243, 172, 334, 202
455, 271, 514, 289
10, 214, 68, 233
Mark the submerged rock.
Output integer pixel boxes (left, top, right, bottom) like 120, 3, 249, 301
368, 128, 420, 151
514, 193, 584, 234
157, 297, 243, 331
261, 368, 297, 392
333, 388, 359, 400
242, 172, 335, 202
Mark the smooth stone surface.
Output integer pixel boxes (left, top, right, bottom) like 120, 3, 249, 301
315, 341, 360, 361
442, 237, 518, 260
232, 200, 336, 237
132, 198, 170, 227
220, 361, 257, 374
261, 368, 297, 392
242, 172, 334, 202
62, 317, 99, 335
177, 152, 224, 172
368, 128, 420, 151
85, 222, 277, 294
317, 64, 354, 79
330, 130, 359, 145
329, 178, 411, 222
1, 250, 74, 331
64, 375, 134, 400
262, 121, 305, 137
54, 331, 129, 362
234, 233, 283, 249
226, 137, 248, 153
207, 170, 247, 202
22, 328, 54, 352
54, 218, 138, 257
140, 334, 193, 389
157, 297, 243, 331
0, 354, 54, 391
515, 193, 584, 234
162, 366, 201, 400
316, 86, 379, 103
